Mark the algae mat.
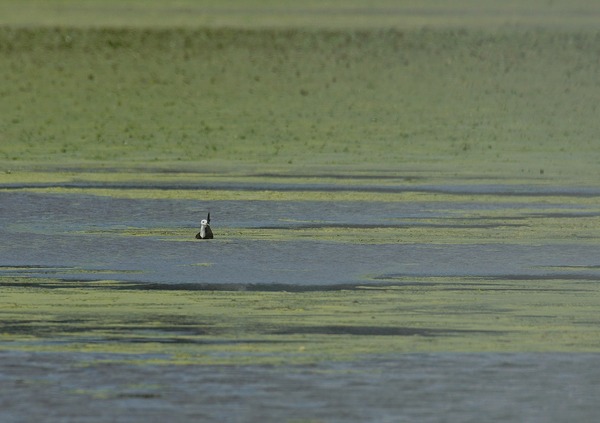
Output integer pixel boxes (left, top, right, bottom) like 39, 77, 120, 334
2, 277, 600, 364
2, 26, 600, 180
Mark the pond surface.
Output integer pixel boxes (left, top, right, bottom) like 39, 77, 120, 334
2, 181, 600, 422
2, 187, 600, 287
1, 350, 600, 423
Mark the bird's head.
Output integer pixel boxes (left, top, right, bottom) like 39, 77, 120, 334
200, 219, 208, 226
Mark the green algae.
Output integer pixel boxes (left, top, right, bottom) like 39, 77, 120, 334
2, 277, 600, 366
2, 26, 600, 181
2, 0, 600, 29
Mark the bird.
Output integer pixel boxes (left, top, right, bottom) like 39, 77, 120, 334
195, 212, 214, 239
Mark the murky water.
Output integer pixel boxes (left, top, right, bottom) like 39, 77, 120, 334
2, 189, 600, 287
1, 350, 599, 422
2, 185, 600, 421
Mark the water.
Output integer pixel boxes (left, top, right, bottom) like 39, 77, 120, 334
2, 190, 600, 286
1, 351, 599, 422
2, 186, 600, 421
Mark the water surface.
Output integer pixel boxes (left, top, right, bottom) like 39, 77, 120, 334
2, 188, 600, 287
2, 182, 600, 422
1, 351, 599, 423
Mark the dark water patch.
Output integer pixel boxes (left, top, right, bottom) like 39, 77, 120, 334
107, 337, 284, 346
5, 276, 496, 293
542, 265, 600, 270
574, 320, 600, 325
10, 278, 545, 293
115, 392, 161, 399
252, 172, 425, 181
485, 273, 600, 282
272, 325, 502, 337
112, 325, 213, 337
0, 279, 122, 290
0, 265, 78, 274
464, 215, 530, 221
0, 265, 142, 277
409, 185, 600, 197
0, 277, 440, 292
0, 321, 212, 338
375, 272, 600, 283
438, 286, 588, 293
255, 222, 526, 230
126, 280, 564, 293
4, 181, 600, 197
0, 265, 70, 270
0, 320, 91, 337
527, 211, 600, 218
0, 319, 293, 346
119, 281, 400, 293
